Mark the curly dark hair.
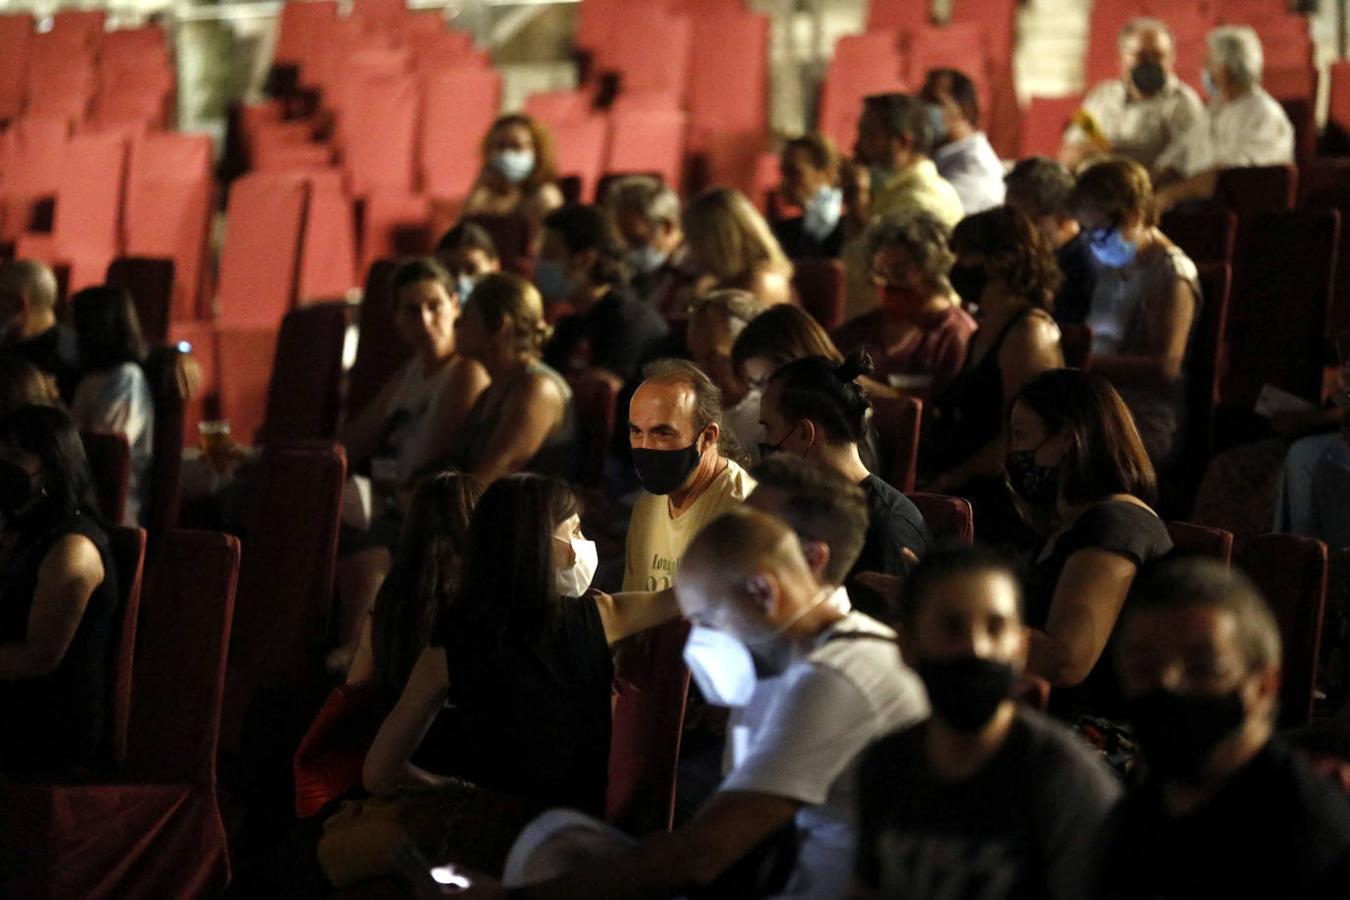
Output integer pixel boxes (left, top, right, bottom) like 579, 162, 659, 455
951, 207, 1064, 310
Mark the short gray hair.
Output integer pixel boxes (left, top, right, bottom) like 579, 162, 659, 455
0, 259, 58, 312
641, 357, 723, 433
1208, 25, 1264, 88
865, 210, 956, 293
1118, 16, 1174, 54
604, 175, 681, 227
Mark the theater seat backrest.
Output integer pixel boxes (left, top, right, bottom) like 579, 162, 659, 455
906, 492, 974, 546
261, 302, 350, 443
1165, 521, 1234, 564
347, 258, 413, 419
50, 132, 129, 291
107, 257, 175, 344
81, 430, 131, 525
106, 525, 146, 769
217, 173, 308, 326
870, 394, 922, 493
420, 67, 502, 202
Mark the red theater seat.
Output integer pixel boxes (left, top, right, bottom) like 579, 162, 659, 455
907, 492, 975, 546
868, 0, 931, 33
603, 10, 690, 100
1159, 209, 1237, 266
0, 15, 32, 121
341, 72, 418, 197
0, 117, 68, 242
273, 0, 339, 72
298, 173, 358, 302
524, 90, 594, 129
1166, 521, 1235, 564
44, 131, 128, 290
870, 394, 923, 493
792, 258, 847, 332
360, 191, 433, 275
216, 173, 308, 326
142, 344, 193, 543
569, 370, 619, 487
260, 302, 350, 443
106, 525, 147, 769
551, 115, 609, 207
419, 67, 502, 202
293, 681, 383, 818
107, 257, 175, 344
347, 258, 412, 419
214, 326, 280, 448
82, 430, 131, 525
1019, 94, 1082, 159
1214, 165, 1298, 218
606, 109, 688, 192
464, 213, 534, 277
819, 31, 907, 149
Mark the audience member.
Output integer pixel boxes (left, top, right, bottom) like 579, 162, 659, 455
683, 187, 793, 307
921, 68, 1005, 215
1004, 156, 1098, 326
1069, 158, 1199, 463
0, 404, 118, 776
1274, 420, 1350, 548
0, 260, 79, 401
345, 472, 485, 703
757, 352, 929, 618
1060, 18, 1206, 181
452, 273, 578, 483
68, 287, 154, 526
0, 354, 59, 416
434, 221, 502, 301
732, 302, 844, 389
921, 208, 1064, 542
623, 359, 755, 593
686, 290, 764, 463
1155, 25, 1296, 212
496, 508, 928, 899
1098, 558, 1350, 897
539, 205, 668, 386
321, 475, 679, 886
461, 114, 564, 231
604, 175, 695, 319
854, 546, 1120, 900
773, 134, 847, 259
834, 211, 977, 394
1010, 369, 1172, 721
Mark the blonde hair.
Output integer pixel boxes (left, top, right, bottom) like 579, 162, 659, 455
466, 272, 552, 356
683, 188, 793, 286
1069, 156, 1158, 227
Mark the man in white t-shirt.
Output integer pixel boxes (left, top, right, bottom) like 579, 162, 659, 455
482, 507, 927, 900
622, 358, 755, 593
1156, 25, 1295, 212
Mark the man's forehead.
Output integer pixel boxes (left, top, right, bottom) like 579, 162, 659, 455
632, 380, 694, 418
1125, 604, 1237, 651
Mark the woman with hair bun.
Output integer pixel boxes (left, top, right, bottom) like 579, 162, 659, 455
756, 350, 930, 617
452, 273, 578, 483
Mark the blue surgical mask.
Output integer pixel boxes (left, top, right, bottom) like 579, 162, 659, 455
926, 102, 947, 147
1202, 68, 1220, 99
456, 274, 477, 302
802, 185, 843, 241
534, 259, 572, 302
490, 148, 535, 184
1088, 226, 1138, 268
627, 244, 669, 276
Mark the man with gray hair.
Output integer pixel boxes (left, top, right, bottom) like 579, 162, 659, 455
1155, 25, 1294, 212
1096, 557, 1350, 897
1060, 17, 1206, 182
604, 175, 692, 317
0, 258, 79, 400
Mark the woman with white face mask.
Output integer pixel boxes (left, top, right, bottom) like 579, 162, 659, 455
339, 475, 680, 885
461, 114, 564, 235
771, 133, 848, 260
1067, 157, 1199, 465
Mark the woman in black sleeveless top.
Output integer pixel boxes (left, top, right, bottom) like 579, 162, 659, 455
921, 208, 1065, 545
0, 405, 119, 776
363, 475, 680, 816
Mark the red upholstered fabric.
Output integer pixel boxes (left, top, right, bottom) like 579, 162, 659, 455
47, 131, 129, 291
524, 90, 594, 130
217, 172, 308, 326
419, 67, 501, 202
274, 0, 339, 69
576, 0, 670, 56
409, 29, 483, 76
221, 443, 346, 753
106, 257, 175, 344
1165, 521, 1234, 564
106, 525, 146, 769
261, 302, 350, 443
606, 109, 688, 191
25, 63, 94, 128
607, 619, 691, 836
298, 174, 358, 302
341, 72, 418, 197
1178, 262, 1231, 490
1237, 533, 1327, 728
0, 117, 68, 241
293, 681, 383, 818
1159, 209, 1237, 266
0, 14, 31, 121
551, 116, 609, 206
347, 258, 412, 418
213, 325, 280, 447
906, 492, 974, 546
950, 0, 1018, 68
569, 371, 619, 487
818, 32, 907, 149
82, 430, 131, 524
1330, 62, 1350, 151
360, 190, 433, 274
792, 259, 847, 332
50, 8, 105, 49
464, 213, 534, 277
867, 0, 931, 33
870, 394, 922, 493
351, 0, 407, 25
603, 10, 690, 99
694, 131, 768, 200
141, 345, 192, 543
903, 23, 989, 110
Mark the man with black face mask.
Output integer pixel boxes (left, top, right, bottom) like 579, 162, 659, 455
1060, 18, 1206, 184
853, 546, 1119, 900
1096, 558, 1350, 899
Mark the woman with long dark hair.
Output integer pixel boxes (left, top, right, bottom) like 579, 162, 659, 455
0, 404, 119, 775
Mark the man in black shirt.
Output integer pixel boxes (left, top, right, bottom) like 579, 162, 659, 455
854, 546, 1120, 900
1004, 157, 1097, 326
0, 259, 79, 401
1097, 558, 1350, 899
539, 205, 669, 389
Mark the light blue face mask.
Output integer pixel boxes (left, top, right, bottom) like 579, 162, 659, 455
801, 185, 843, 241
1088, 226, 1139, 268
1202, 68, 1220, 99
627, 244, 669, 277
533, 258, 572, 301
926, 102, 948, 147
456, 274, 477, 302
490, 148, 535, 185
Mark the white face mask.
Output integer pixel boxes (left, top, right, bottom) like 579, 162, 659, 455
802, 185, 843, 241
627, 244, 669, 276
555, 537, 598, 597
490, 148, 536, 185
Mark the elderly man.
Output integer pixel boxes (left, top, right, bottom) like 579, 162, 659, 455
486, 507, 927, 900
0, 259, 78, 400
921, 67, 1005, 215
604, 175, 693, 317
1060, 18, 1206, 182
1155, 25, 1295, 212
1096, 558, 1350, 898
1004, 156, 1098, 326
622, 358, 755, 593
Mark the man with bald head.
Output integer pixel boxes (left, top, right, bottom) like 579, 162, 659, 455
1060, 17, 1206, 182
0, 259, 79, 401
622, 358, 755, 593
491, 508, 926, 899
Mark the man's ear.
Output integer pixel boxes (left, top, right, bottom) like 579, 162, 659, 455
801, 540, 832, 582
745, 571, 779, 617
699, 422, 720, 455
798, 419, 818, 453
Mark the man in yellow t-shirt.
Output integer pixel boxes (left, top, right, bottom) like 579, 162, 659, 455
623, 359, 755, 593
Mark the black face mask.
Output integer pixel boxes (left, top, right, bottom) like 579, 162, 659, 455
1005, 447, 1059, 508
1130, 58, 1167, 96
948, 264, 989, 308
918, 656, 1016, 733
1125, 687, 1246, 783
0, 460, 34, 515
632, 442, 701, 496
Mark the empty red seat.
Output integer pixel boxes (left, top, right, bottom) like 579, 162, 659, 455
1160, 209, 1237, 266
106, 525, 147, 769
868, 0, 931, 33
792, 258, 847, 332
1165, 521, 1235, 564
950, 0, 1018, 69
107, 257, 175, 344
141, 344, 194, 543
273, 0, 339, 72
340, 71, 418, 197
870, 394, 923, 493
419, 67, 501, 202
81, 430, 131, 525
216, 172, 308, 326
1329, 61, 1350, 152
360, 190, 432, 275
298, 173, 358, 302
50, 8, 105, 49
1019, 94, 1084, 159
464, 213, 534, 277
551, 116, 609, 207
688, 6, 769, 141
0, 117, 68, 242
33, 131, 129, 291
569, 370, 619, 487
213, 325, 280, 448
524, 90, 594, 130
347, 258, 413, 419
1214, 165, 1298, 218
606, 109, 688, 191
0, 14, 31, 121
260, 302, 350, 443
293, 681, 383, 818
907, 492, 974, 546
25, 64, 94, 127
818, 32, 907, 149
